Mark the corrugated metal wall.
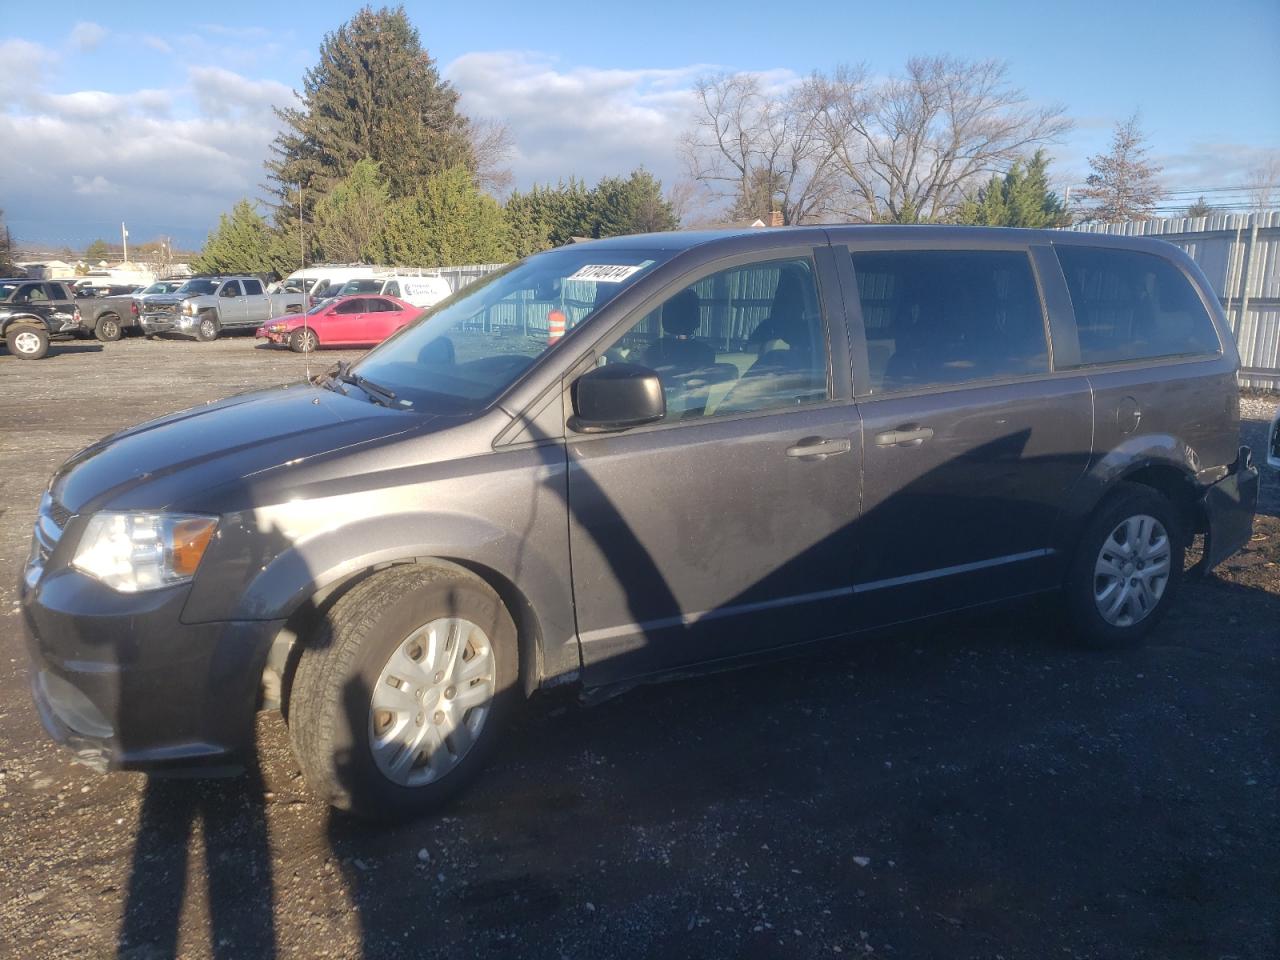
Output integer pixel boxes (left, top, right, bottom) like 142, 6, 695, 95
1067, 212, 1280, 388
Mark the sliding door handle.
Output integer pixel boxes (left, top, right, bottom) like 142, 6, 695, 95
874, 426, 934, 447
786, 436, 852, 460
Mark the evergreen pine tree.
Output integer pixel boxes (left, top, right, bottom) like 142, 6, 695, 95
266, 5, 472, 220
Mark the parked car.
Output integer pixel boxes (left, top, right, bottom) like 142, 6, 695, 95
74, 283, 140, 299
326, 275, 453, 310
140, 276, 304, 340
0, 278, 81, 359
20, 227, 1259, 819
256, 295, 419, 352
76, 291, 142, 341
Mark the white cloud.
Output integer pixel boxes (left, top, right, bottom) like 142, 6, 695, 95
0, 39, 57, 102
446, 51, 725, 189
0, 57, 296, 248
69, 21, 108, 53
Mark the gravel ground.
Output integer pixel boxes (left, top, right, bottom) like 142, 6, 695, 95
0, 336, 1277, 960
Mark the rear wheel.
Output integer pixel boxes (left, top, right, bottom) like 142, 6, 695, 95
95, 315, 122, 342
6, 324, 49, 359
195, 314, 220, 342
287, 564, 518, 819
1064, 482, 1184, 648
289, 327, 318, 353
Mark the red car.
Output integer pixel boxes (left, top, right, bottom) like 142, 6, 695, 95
256, 294, 419, 352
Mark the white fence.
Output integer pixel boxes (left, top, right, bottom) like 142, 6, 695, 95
1068, 212, 1280, 388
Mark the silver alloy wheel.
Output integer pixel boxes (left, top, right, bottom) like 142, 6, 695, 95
368, 617, 496, 787
1093, 513, 1172, 627
101, 318, 119, 339
13, 330, 42, 354
299, 329, 317, 351
199, 318, 217, 339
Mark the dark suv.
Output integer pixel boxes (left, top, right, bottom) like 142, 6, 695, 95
20, 227, 1259, 818
1, 279, 81, 358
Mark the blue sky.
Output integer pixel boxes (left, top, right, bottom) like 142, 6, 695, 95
3, 0, 1278, 249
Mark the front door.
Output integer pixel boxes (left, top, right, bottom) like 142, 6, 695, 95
325, 297, 370, 344
566, 251, 864, 686
217, 281, 244, 324
843, 246, 1093, 624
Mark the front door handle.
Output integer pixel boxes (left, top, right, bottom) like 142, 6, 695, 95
785, 436, 852, 460
874, 425, 934, 447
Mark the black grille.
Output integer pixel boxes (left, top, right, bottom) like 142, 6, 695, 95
49, 499, 72, 529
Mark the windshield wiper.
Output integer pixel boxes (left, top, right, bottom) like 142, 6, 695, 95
333, 360, 398, 407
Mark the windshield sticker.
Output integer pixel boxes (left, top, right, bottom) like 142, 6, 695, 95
567, 264, 646, 283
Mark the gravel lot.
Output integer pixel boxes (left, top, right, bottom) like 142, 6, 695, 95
1, 336, 1277, 959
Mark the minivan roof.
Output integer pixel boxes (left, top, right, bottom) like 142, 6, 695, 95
575, 224, 1181, 254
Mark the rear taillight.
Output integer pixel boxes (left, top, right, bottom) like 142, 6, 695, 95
74, 306, 81, 323
131, 301, 139, 317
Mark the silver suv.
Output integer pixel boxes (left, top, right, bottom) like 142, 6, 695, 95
21, 227, 1259, 819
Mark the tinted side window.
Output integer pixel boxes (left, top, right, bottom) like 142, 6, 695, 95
219, 282, 242, 298
334, 298, 366, 315
384, 281, 400, 297
605, 257, 829, 422
241, 278, 264, 295
1055, 246, 1220, 366
851, 250, 1047, 393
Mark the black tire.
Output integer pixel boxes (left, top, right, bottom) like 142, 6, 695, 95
195, 313, 220, 342
95, 315, 122, 342
1064, 482, 1185, 649
287, 564, 519, 820
289, 327, 318, 353
6, 324, 50, 360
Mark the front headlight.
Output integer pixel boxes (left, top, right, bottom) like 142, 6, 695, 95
269, 323, 286, 332
72, 513, 218, 592
182, 301, 196, 315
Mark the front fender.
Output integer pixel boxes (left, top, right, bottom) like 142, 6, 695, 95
183, 504, 578, 687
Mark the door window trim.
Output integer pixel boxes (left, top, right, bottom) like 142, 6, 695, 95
557, 243, 852, 440
836, 240, 1061, 400
1044, 240, 1227, 371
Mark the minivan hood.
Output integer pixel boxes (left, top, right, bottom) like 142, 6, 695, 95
52, 384, 422, 514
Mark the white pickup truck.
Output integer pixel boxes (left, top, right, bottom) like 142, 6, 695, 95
140, 276, 304, 341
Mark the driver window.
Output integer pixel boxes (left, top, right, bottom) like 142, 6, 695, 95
219, 282, 241, 298
603, 257, 828, 422
335, 298, 365, 314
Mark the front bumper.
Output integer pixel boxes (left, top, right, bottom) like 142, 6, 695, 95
257, 328, 290, 344
140, 313, 196, 335
20, 553, 284, 773
1199, 445, 1260, 572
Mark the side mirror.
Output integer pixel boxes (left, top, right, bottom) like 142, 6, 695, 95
570, 363, 665, 433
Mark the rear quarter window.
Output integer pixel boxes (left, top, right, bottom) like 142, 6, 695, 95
1055, 246, 1220, 366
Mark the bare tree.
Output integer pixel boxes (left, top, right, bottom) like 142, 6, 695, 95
468, 118, 515, 197
1241, 151, 1280, 213
1075, 113, 1165, 223
813, 58, 1072, 222
681, 73, 842, 224
682, 58, 1070, 225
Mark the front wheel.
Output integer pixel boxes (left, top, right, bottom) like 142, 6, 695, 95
289, 327, 318, 353
1064, 482, 1185, 648
195, 314, 220, 342
6, 324, 50, 359
287, 564, 518, 820
96, 315, 122, 342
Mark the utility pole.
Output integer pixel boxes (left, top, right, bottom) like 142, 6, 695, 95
121, 222, 129, 263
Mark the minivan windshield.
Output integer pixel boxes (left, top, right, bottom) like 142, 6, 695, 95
348, 247, 672, 413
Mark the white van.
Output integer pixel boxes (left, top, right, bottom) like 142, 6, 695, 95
283, 266, 377, 303
330, 275, 453, 309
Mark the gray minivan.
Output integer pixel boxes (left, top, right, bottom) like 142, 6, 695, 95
21, 227, 1259, 818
